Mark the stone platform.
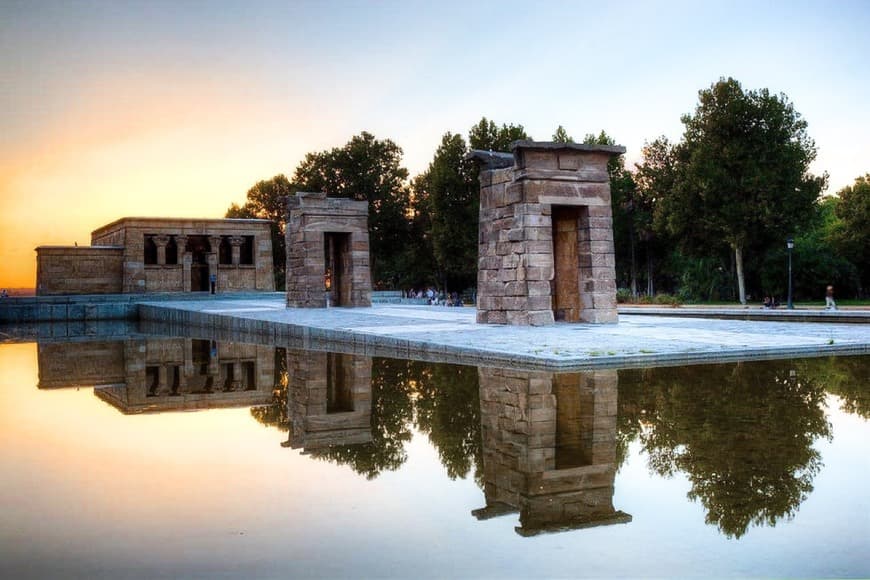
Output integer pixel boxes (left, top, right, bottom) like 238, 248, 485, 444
137, 298, 870, 370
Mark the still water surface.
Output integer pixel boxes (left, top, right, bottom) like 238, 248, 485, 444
0, 336, 867, 578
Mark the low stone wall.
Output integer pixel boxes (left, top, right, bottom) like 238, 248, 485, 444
36, 246, 124, 296
0, 291, 285, 324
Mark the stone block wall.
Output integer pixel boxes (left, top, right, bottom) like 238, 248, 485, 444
473, 141, 624, 326
36, 247, 124, 296
475, 366, 628, 536
286, 192, 372, 308
37, 340, 127, 388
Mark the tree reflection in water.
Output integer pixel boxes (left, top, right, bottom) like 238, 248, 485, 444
251, 351, 868, 538
251, 353, 481, 481
618, 360, 832, 538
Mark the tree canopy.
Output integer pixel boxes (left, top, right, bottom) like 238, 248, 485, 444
660, 77, 826, 303
292, 132, 413, 287
468, 117, 529, 151
832, 174, 870, 293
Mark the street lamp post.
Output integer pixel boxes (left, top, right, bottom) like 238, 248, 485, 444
787, 237, 795, 310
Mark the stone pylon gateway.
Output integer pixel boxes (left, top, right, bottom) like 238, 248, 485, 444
470, 141, 625, 325
285, 192, 372, 308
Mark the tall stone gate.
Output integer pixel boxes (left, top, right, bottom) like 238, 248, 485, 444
286, 192, 372, 308
471, 141, 625, 325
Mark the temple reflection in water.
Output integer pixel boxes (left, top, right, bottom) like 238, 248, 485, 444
38, 338, 275, 413
28, 333, 869, 541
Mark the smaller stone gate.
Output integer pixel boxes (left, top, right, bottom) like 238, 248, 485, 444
471, 141, 625, 326
285, 192, 372, 308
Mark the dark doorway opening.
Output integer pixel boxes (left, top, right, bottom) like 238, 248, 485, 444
553, 373, 593, 469
552, 206, 583, 322
324, 232, 351, 306
326, 353, 354, 413
187, 235, 210, 292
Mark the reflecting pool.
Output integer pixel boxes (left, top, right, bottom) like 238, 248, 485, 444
0, 335, 867, 578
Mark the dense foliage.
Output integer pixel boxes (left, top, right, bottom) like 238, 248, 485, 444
228, 82, 867, 301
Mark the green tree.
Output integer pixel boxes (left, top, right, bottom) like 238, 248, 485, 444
761, 196, 859, 301
662, 77, 826, 304
833, 174, 870, 295
635, 137, 679, 295
413, 132, 479, 292
552, 125, 573, 143
293, 132, 413, 287
226, 174, 296, 290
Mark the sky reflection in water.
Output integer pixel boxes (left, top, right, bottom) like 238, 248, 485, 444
0, 338, 867, 579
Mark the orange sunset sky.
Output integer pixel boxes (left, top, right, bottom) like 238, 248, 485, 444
2, 0, 868, 289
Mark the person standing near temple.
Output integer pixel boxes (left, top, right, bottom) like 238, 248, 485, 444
825, 285, 837, 310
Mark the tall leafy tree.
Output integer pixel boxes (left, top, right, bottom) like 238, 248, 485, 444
635, 137, 678, 295
832, 174, 870, 295
292, 132, 413, 287
662, 77, 826, 304
413, 132, 479, 291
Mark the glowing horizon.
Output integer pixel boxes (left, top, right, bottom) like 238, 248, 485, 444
2, 0, 868, 288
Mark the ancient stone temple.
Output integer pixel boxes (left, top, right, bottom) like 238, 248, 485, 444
36, 217, 275, 295
285, 192, 372, 308
471, 141, 625, 325
474, 367, 631, 536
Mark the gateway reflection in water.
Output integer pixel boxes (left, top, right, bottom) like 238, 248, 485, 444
1, 334, 868, 578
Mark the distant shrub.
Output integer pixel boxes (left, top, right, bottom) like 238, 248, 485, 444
616, 288, 632, 304
653, 293, 682, 306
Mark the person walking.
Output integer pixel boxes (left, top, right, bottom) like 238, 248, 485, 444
825, 285, 837, 310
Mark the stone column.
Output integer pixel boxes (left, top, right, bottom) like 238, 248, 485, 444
229, 362, 241, 391
207, 341, 220, 385
153, 234, 171, 265
157, 365, 168, 396
229, 236, 245, 265
174, 363, 187, 395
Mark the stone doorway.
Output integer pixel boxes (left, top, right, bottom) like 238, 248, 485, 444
187, 235, 210, 292
286, 192, 371, 308
552, 205, 584, 322
324, 232, 351, 306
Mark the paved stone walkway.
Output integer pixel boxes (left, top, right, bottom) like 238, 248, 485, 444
142, 298, 870, 369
